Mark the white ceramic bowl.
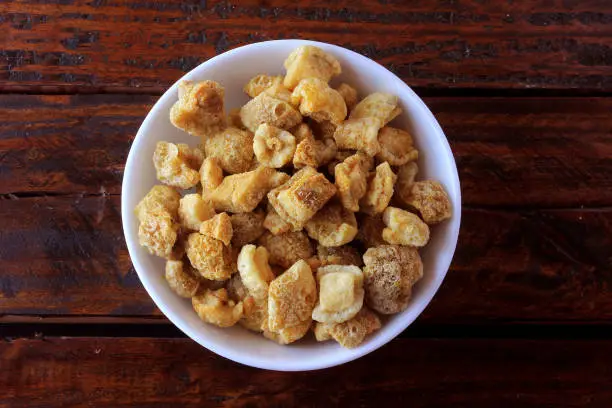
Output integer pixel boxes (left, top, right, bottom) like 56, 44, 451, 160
122, 39, 461, 371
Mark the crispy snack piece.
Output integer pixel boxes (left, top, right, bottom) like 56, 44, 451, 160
268, 166, 337, 230
327, 149, 356, 176
257, 231, 313, 269
204, 127, 254, 174
333, 117, 383, 156
312, 265, 364, 324
199, 157, 224, 195
241, 295, 268, 332
349, 92, 401, 126
153, 141, 202, 189
363, 245, 423, 314
263, 203, 292, 235
262, 317, 311, 344
192, 288, 243, 328
268, 260, 317, 333
376, 127, 419, 166
395, 162, 419, 204
226, 273, 249, 302
310, 119, 337, 140
356, 215, 386, 248
317, 244, 363, 267
244, 74, 283, 98
138, 211, 179, 258
199, 212, 233, 246
315, 307, 381, 348
253, 124, 297, 168
283, 45, 341, 90
360, 162, 397, 215
290, 78, 347, 125
240, 92, 302, 133
334, 152, 372, 212
292, 123, 338, 169
178, 193, 216, 231
304, 202, 358, 247
186, 232, 234, 280
230, 210, 265, 247
227, 107, 246, 130
165, 259, 201, 298
208, 167, 289, 213
170, 80, 226, 137
335, 83, 358, 111
237, 244, 275, 299
135, 185, 180, 222
382, 207, 430, 247
263, 82, 293, 103
402, 180, 452, 225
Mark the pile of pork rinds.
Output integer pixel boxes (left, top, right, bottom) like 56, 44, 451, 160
135, 45, 452, 349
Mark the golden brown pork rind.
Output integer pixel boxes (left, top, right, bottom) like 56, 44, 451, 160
263, 317, 311, 345
203, 127, 254, 174
363, 245, 423, 314
402, 180, 452, 225
178, 193, 215, 231
355, 215, 386, 248
237, 244, 275, 299
153, 141, 202, 189
244, 74, 283, 98
138, 211, 179, 258
335, 83, 358, 111
317, 244, 363, 267
333, 117, 382, 157
267, 166, 337, 230
395, 161, 419, 204
292, 123, 338, 169
376, 127, 419, 166
227, 108, 246, 130
199, 212, 233, 246
230, 210, 265, 247
165, 259, 201, 298
199, 157, 224, 195
257, 231, 313, 269
325, 307, 381, 348
349, 92, 401, 126
192, 288, 243, 328
186, 232, 234, 280
382, 207, 430, 247
360, 162, 397, 215
312, 265, 364, 324
290, 78, 347, 125
262, 203, 292, 235
253, 123, 297, 168
304, 202, 358, 247
334, 152, 372, 212
283, 45, 341, 90
135, 185, 180, 222
170, 80, 226, 137
240, 92, 302, 133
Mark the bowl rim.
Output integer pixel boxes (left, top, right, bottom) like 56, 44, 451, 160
121, 39, 462, 371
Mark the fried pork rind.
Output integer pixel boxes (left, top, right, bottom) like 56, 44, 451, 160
165, 259, 201, 298
208, 167, 289, 213
382, 206, 430, 247
253, 124, 297, 168
257, 231, 313, 269
240, 92, 302, 133
263, 82, 293, 103
226, 273, 249, 301
268, 260, 317, 334
186, 232, 234, 280
203, 127, 254, 174
290, 78, 347, 125
192, 288, 243, 328
395, 162, 419, 204
319, 307, 381, 348
360, 162, 397, 215
283, 45, 341, 90
199, 157, 224, 195
199, 212, 233, 246
153, 141, 201, 189
356, 215, 386, 248
227, 108, 246, 130
230, 210, 265, 247
138, 211, 179, 258
349, 92, 401, 126
376, 127, 419, 166
317, 244, 362, 267
334, 152, 372, 212
312, 265, 364, 324
268, 166, 337, 230
237, 244, 275, 299
363, 245, 423, 314
333, 117, 382, 157
170, 80, 226, 137
292, 123, 338, 169
402, 180, 452, 225
310, 119, 337, 140
304, 202, 358, 247
263, 203, 292, 235
244, 74, 283, 98
335, 83, 358, 111
178, 193, 216, 231
135, 185, 180, 222
263, 318, 311, 345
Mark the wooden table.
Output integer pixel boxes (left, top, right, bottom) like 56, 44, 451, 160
1, 1, 612, 406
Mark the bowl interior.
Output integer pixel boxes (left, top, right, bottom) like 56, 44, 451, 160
122, 39, 461, 371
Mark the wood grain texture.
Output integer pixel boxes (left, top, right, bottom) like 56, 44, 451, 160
1, 195, 611, 323
1, 0, 612, 93
2, 337, 612, 407
2, 94, 612, 207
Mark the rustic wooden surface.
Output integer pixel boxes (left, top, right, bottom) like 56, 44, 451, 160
1, 0, 611, 405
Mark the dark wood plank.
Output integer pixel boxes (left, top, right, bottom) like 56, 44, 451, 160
1, 0, 612, 93
1, 195, 611, 323
2, 337, 611, 407
2, 94, 612, 207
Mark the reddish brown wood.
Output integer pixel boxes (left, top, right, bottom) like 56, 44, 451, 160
1, 0, 612, 92
1, 337, 611, 407
2, 95, 612, 207
1, 195, 610, 323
